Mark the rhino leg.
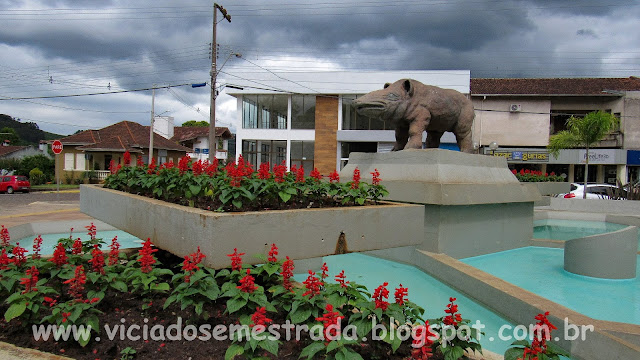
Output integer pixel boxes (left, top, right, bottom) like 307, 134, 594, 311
425, 131, 444, 149
392, 125, 409, 151
455, 129, 473, 153
405, 116, 430, 149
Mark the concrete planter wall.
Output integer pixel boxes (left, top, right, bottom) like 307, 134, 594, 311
549, 197, 640, 214
531, 182, 570, 196
80, 185, 424, 268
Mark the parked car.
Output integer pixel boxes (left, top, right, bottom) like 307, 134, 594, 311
0, 175, 31, 194
559, 183, 619, 199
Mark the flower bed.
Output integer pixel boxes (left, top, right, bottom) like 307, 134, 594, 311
511, 169, 564, 183
104, 153, 388, 212
0, 225, 570, 360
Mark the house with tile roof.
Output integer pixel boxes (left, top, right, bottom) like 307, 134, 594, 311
470, 76, 640, 184
52, 121, 191, 182
0, 145, 50, 161
171, 126, 233, 161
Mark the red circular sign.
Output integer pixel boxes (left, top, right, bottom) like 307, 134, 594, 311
51, 140, 63, 154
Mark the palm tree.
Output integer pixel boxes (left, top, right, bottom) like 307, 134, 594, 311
548, 111, 619, 199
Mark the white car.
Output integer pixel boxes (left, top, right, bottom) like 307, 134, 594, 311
559, 183, 620, 199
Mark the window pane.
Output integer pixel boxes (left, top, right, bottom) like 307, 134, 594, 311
242, 95, 258, 129
291, 95, 315, 129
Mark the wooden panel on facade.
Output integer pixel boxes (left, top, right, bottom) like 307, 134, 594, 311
314, 95, 339, 175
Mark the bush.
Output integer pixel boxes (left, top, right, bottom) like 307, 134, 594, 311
18, 154, 54, 182
28, 167, 46, 185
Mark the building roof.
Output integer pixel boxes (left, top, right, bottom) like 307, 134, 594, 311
171, 126, 233, 143
471, 76, 640, 96
56, 121, 191, 153
0, 145, 27, 158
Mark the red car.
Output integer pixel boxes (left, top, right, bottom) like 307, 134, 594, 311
0, 175, 30, 194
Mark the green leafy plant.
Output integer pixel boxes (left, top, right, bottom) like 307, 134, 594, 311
504, 312, 570, 360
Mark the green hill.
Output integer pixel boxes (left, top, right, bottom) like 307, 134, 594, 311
0, 114, 62, 145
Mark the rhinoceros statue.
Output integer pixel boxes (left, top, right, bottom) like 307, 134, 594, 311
352, 79, 475, 153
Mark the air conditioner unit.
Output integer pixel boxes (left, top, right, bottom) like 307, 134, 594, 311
510, 104, 522, 112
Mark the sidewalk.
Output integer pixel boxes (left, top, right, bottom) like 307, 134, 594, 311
0, 200, 91, 228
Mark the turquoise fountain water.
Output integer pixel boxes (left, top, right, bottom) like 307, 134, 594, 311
462, 247, 640, 325
294, 253, 516, 355
16, 230, 144, 256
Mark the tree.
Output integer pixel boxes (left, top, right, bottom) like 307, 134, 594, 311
182, 120, 209, 127
0, 127, 21, 145
547, 111, 619, 199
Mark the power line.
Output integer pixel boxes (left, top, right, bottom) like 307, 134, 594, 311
0, 83, 193, 101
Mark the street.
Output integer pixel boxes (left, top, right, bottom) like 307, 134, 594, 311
0, 191, 80, 213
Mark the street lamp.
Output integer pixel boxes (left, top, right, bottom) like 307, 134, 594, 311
489, 141, 499, 156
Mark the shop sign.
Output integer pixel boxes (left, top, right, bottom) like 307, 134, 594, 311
627, 150, 640, 165
579, 149, 616, 164
490, 150, 549, 163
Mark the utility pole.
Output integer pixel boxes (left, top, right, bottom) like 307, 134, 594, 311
149, 85, 155, 165
209, 3, 231, 162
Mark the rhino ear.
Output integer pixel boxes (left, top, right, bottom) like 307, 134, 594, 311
383, 82, 391, 89
403, 79, 414, 96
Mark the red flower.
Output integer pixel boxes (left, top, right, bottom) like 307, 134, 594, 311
0, 249, 12, 270
519, 169, 525, 175
109, 159, 121, 175
43, 296, 57, 307
273, 161, 287, 183
108, 236, 120, 266
335, 270, 349, 288
237, 269, 258, 293
511, 169, 517, 174
88, 244, 105, 275
147, 158, 157, 174
61, 312, 71, 323
71, 238, 83, 255
182, 247, 206, 283
320, 262, 329, 283
123, 151, 131, 166
296, 166, 305, 183
205, 158, 219, 176
85, 223, 97, 240
192, 159, 204, 176
394, 284, 408, 305
373, 282, 390, 311
138, 238, 158, 273
302, 270, 322, 298
267, 243, 278, 262
411, 321, 435, 360
351, 168, 361, 189
178, 155, 191, 175
250, 307, 273, 329
371, 168, 381, 186
12, 243, 27, 267
164, 160, 175, 169
525, 169, 530, 174
443, 297, 462, 327
550, 171, 555, 176
290, 164, 297, 175
64, 265, 86, 299
226, 164, 244, 187
20, 266, 39, 294
32, 235, 43, 260
50, 243, 68, 267
0, 225, 10, 247
281, 256, 295, 291
227, 248, 245, 272
310, 168, 322, 181
136, 154, 144, 167
329, 170, 340, 183
258, 162, 271, 179
315, 304, 343, 342
237, 155, 254, 177
525, 311, 558, 356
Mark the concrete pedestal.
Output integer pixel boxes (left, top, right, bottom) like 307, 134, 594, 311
341, 149, 541, 258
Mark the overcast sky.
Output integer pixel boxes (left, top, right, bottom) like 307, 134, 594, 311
1, 0, 639, 136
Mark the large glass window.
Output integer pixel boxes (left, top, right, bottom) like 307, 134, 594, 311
290, 141, 314, 175
242, 140, 286, 169
342, 95, 394, 130
291, 95, 315, 129
242, 95, 288, 129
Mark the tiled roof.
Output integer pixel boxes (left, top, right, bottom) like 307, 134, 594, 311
0, 145, 27, 157
57, 121, 191, 152
171, 126, 233, 143
470, 76, 640, 95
